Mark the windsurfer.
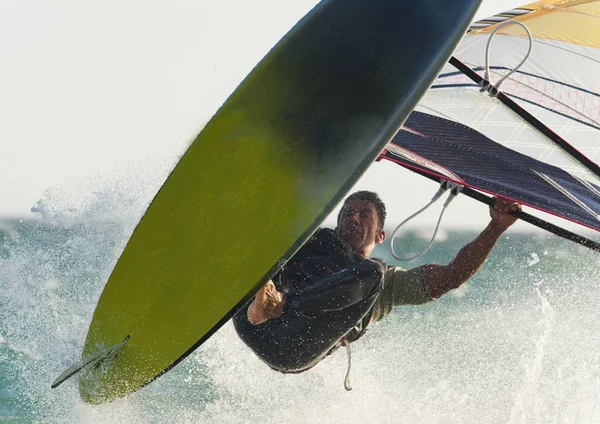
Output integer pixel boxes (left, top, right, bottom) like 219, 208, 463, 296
233, 190, 521, 374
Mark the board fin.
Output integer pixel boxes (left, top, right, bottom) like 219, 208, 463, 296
51, 335, 130, 389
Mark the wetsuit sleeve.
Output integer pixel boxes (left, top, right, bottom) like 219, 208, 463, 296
367, 265, 432, 325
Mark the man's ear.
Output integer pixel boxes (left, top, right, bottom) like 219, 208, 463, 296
376, 229, 386, 244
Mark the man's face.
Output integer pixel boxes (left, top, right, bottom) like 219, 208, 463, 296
336, 199, 385, 255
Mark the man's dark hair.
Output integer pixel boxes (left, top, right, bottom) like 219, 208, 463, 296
337, 191, 387, 228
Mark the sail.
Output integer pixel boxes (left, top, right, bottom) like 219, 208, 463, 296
382, 0, 600, 242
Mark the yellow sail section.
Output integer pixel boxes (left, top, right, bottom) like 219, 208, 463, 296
472, 0, 600, 48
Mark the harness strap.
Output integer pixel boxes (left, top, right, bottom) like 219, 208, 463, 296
342, 338, 352, 391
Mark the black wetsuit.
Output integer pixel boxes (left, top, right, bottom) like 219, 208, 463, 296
233, 228, 385, 373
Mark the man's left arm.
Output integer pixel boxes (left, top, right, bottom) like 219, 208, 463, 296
424, 197, 521, 299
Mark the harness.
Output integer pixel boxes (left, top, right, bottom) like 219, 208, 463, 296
276, 228, 387, 389
232, 228, 386, 390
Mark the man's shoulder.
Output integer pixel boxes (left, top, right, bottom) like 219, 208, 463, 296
370, 259, 406, 273
369, 257, 389, 273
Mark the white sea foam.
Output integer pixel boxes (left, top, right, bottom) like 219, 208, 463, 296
2, 148, 600, 424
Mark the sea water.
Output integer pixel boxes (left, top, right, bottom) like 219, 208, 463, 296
2, 180, 600, 424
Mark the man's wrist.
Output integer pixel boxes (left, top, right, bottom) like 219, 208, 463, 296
486, 220, 509, 237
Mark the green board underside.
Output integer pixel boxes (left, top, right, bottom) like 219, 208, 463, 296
77, 0, 482, 403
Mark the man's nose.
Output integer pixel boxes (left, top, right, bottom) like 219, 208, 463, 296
347, 212, 360, 223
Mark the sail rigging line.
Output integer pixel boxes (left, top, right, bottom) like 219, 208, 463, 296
482, 20, 533, 93
380, 156, 600, 253
448, 55, 600, 180
390, 181, 463, 261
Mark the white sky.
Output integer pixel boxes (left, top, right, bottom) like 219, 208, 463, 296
1, 0, 549, 232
